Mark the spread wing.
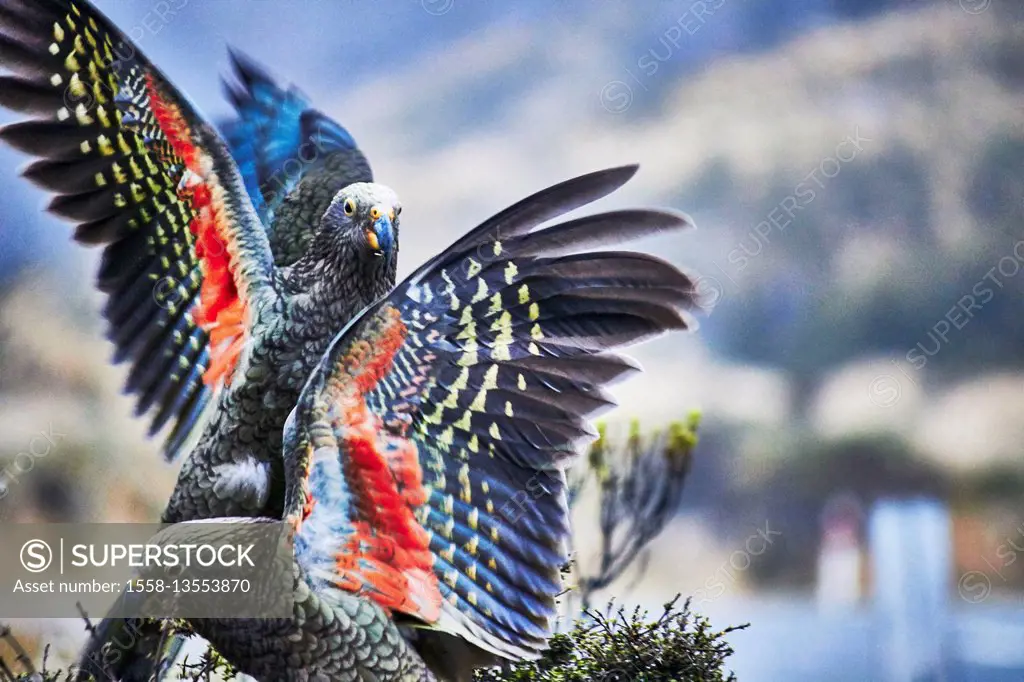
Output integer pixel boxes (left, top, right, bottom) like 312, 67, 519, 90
0, 0, 274, 460
282, 166, 699, 660
220, 48, 372, 265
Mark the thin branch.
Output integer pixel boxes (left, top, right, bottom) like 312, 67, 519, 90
573, 414, 700, 610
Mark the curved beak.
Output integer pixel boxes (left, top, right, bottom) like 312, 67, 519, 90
366, 207, 395, 257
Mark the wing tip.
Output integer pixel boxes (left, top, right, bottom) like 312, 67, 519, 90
603, 162, 640, 181
0, 119, 25, 145
225, 45, 271, 85
663, 207, 696, 231
574, 163, 639, 198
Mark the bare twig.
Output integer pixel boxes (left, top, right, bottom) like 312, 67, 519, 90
570, 414, 700, 611
75, 604, 98, 640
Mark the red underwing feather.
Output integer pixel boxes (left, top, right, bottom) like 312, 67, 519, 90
308, 308, 441, 621
146, 75, 247, 387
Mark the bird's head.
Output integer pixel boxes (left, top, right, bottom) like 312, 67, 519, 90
321, 182, 401, 264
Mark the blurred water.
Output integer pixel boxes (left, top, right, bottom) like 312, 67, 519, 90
625, 500, 1024, 680
693, 596, 1024, 682
870, 499, 951, 681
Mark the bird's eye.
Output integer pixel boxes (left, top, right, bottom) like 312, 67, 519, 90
343, 198, 356, 216
394, 205, 402, 217
369, 207, 382, 220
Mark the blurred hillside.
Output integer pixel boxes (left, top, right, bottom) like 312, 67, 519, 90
0, 0, 1022, 668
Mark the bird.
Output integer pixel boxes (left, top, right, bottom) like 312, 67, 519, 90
172, 164, 701, 682
0, 1, 702, 679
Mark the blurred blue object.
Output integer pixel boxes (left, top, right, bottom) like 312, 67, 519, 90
870, 498, 952, 682
694, 498, 1024, 681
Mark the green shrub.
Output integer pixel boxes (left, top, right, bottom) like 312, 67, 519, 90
475, 597, 746, 682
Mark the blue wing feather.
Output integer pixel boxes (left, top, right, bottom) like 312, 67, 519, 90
219, 48, 362, 227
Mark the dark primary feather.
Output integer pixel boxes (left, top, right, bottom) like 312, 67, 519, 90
0, 74, 53, 112
286, 165, 699, 665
